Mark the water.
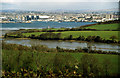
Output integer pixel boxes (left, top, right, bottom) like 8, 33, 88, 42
1, 21, 119, 52
1, 21, 95, 30
2, 38, 119, 52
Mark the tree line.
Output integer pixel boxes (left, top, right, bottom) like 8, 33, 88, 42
4, 32, 119, 44
5, 32, 118, 44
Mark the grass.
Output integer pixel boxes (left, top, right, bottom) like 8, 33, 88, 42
2, 49, 119, 74
69, 52, 119, 74
84, 23, 119, 30
22, 32, 46, 36
7, 23, 119, 41
22, 31, 118, 40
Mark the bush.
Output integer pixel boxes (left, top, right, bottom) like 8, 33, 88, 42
80, 54, 103, 77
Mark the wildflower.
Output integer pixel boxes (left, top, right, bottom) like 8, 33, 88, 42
75, 65, 78, 69
74, 71, 76, 74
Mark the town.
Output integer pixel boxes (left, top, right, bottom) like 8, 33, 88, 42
0, 11, 119, 23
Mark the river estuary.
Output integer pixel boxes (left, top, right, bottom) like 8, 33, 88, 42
1, 21, 119, 52
1, 38, 119, 52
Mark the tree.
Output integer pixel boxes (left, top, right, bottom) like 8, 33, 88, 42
4, 33, 8, 38
80, 54, 102, 77
102, 58, 112, 77
68, 35, 73, 40
16, 33, 23, 38
110, 36, 117, 41
94, 36, 102, 42
53, 53, 77, 74
77, 36, 85, 40
86, 36, 94, 42
31, 34, 35, 38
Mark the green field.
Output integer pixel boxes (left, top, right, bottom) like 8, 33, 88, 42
2, 49, 119, 75
22, 31, 118, 40
83, 23, 119, 30
7, 23, 119, 41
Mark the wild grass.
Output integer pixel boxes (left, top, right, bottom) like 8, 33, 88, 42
83, 23, 119, 30
22, 31, 118, 40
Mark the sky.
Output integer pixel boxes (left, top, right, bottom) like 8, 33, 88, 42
1, 0, 119, 3
0, 0, 119, 11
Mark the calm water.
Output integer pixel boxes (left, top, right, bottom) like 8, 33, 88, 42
1, 21, 95, 30
2, 39, 119, 52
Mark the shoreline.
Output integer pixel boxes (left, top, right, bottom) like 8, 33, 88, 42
2, 31, 119, 45
1, 22, 119, 45
3, 37, 119, 45
2, 38, 119, 53
2, 20, 118, 24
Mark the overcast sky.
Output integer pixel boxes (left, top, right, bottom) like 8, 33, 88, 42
1, 0, 119, 3
0, 0, 119, 11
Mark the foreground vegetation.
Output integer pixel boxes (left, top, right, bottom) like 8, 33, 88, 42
2, 42, 120, 77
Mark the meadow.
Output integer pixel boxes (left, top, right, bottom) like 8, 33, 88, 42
2, 42, 119, 76
22, 31, 118, 40
5, 23, 119, 42
2, 48, 119, 77
83, 23, 119, 30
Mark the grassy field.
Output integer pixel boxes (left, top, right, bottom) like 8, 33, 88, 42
22, 31, 118, 40
6, 23, 119, 41
2, 49, 119, 75
83, 23, 119, 30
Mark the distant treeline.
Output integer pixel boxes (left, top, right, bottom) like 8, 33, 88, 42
5, 32, 119, 44
17, 25, 119, 33
18, 28, 97, 33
